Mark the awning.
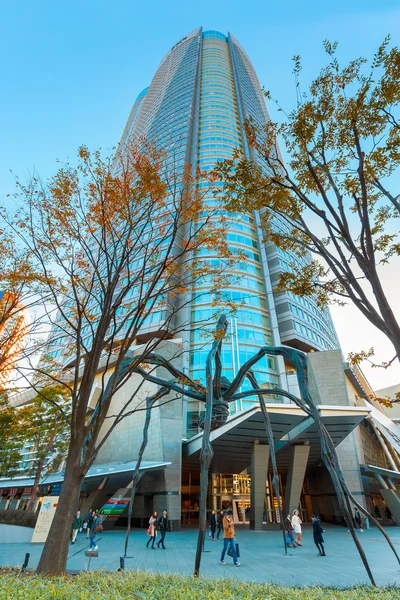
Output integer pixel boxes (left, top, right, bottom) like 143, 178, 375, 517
183, 403, 370, 473
360, 464, 400, 482
0, 460, 171, 490
364, 400, 400, 455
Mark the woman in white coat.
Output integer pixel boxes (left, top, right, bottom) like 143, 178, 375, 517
146, 511, 158, 549
291, 509, 303, 546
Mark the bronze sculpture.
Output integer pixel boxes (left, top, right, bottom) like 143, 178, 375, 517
118, 314, 399, 584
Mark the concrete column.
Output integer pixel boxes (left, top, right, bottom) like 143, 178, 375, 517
249, 441, 269, 530
284, 445, 310, 517
153, 491, 181, 531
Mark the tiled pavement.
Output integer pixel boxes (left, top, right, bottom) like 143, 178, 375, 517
1, 524, 400, 587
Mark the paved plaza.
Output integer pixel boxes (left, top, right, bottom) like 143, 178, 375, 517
1, 524, 400, 587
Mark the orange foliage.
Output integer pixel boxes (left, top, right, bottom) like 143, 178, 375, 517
0, 293, 28, 390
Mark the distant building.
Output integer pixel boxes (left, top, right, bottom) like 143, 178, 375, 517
374, 384, 400, 422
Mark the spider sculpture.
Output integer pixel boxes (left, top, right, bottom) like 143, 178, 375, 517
117, 314, 398, 583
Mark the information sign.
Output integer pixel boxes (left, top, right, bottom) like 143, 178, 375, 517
31, 496, 59, 543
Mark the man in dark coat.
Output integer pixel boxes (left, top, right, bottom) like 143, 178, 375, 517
71, 510, 82, 544
385, 505, 393, 522
216, 509, 224, 539
209, 510, 217, 540
157, 509, 168, 549
312, 514, 326, 556
89, 511, 100, 551
85, 507, 94, 540
354, 507, 363, 532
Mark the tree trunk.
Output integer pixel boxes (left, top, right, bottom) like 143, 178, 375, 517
36, 443, 84, 576
26, 461, 44, 512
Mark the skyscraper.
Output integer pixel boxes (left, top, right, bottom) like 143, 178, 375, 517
119, 28, 340, 435
3, 29, 397, 533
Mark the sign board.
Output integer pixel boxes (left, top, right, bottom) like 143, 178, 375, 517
31, 496, 59, 543
101, 487, 130, 518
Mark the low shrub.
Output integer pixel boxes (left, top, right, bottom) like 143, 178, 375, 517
0, 572, 399, 599
0, 509, 38, 528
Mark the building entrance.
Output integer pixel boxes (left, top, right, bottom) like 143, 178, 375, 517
210, 473, 283, 524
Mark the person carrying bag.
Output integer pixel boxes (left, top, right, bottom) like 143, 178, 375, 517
146, 511, 158, 549
220, 508, 240, 567
227, 541, 240, 558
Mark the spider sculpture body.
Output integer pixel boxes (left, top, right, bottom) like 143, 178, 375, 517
112, 314, 398, 583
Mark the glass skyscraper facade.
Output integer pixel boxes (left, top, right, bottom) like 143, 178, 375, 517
119, 28, 340, 436
5, 31, 392, 533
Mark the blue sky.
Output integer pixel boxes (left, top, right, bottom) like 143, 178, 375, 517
1, 0, 399, 388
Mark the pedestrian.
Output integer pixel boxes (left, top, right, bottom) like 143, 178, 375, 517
216, 509, 224, 539
85, 508, 94, 539
146, 511, 158, 549
374, 505, 381, 519
354, 507, 363, 532
312, 514, 326, 556
209, 510, 216, 541
89, 511, 100, 551
385, 505, 393, 522
285, 514, 296, 548
220, 508, 240, 567
157, 509, 168, 549
291, 510, 303, 546
71, 510, 82, 544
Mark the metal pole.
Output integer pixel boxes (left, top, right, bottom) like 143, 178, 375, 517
21, 553, 30, 574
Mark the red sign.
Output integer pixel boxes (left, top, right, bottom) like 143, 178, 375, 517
23, 487, 32, 494
8, 488, 18, 496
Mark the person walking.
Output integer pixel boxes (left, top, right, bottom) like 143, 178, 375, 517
98, 509, 107, 526
216, 509, 224, 539
157, 509, 168, 549
312, 514, 326, 556
354, 507, 363, 532
209, 510, 217, 541
220, 508, 240, 567
291, 510, 303, 546
146, 511, 158, 549
85, 508, 94, 540
285, 514, 296, 548
89, 511, 100, 551
385, 505, 393, 522
71, 510, 82, 544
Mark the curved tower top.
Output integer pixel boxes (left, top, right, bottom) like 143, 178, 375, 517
118, 29, 341, 431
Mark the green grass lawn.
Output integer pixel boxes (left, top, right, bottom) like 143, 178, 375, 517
0, 571, 399, 599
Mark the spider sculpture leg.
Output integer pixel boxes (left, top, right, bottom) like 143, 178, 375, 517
247, 371, 287, 556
